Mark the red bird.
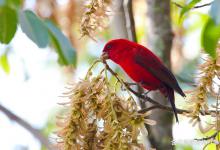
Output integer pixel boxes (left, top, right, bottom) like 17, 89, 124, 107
101, 39, 185, 122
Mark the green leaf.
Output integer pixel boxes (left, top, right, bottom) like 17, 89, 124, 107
0, 0, 22, 9
210, 0, 220, 25
6, 0, 22, 9
0, 51, 10, 74
19, 10, 49, 48
201, 17, 220, 58
45, 20, 77, 66
180, 0, 201, 19
0, 6, 17, 44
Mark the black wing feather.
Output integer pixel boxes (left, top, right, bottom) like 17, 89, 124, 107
134, 52, 185, 97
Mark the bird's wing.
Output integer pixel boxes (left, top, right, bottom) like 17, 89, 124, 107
134, 50, 185, 97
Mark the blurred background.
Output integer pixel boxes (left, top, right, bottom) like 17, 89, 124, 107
0, 0, 215, 149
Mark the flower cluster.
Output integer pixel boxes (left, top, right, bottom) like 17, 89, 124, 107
56, 68, 155, 150
80, 0, 112, 39
187, 57, 217, 118
186, 51, 220, 130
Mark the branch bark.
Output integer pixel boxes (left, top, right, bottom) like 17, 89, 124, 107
0, 104, 53, 150
123, 0, 137, 42
111, 0, 128, 39
145, 0, 174, 149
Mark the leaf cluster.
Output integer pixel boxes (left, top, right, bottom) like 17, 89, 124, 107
0, 0, 76, 66
177, 0, 220, 59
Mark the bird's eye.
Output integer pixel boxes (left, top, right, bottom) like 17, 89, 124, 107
106, 44, 111, 50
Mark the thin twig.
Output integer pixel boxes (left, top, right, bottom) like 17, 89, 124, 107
216, 87, 220, 146
195, 131, 218, 141
138, 105, 189, 114
0, 104, 53, 150
102, 60, 159, 105
173, 2, 212, 9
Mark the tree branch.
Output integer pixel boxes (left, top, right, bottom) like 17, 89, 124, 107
0, 104, 54, 150
137, 104, 189, 114
101, 60, 218, 116
123, 0, 137, 42
173, 2, 212, 9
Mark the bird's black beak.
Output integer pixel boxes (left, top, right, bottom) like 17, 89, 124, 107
101, 52, 109, 60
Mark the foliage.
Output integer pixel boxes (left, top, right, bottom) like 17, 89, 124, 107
177, 0, 220, 59
0, 48, 10, 74
0, 0, 76, 66
45, 21, 77, 66
0, 6, 17, 44
179, 0, 201, 19
201, 16, 220, 59
19, 10, 49, 48
201, 0, 220, 59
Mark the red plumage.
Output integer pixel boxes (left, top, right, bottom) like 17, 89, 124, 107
102, 39, 185, 122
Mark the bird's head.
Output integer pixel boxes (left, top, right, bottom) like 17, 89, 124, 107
101, 39, 130, 62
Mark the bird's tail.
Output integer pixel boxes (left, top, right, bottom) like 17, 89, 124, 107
166, 87, 179, 123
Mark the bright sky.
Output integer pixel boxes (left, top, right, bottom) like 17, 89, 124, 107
0, 28, 65, 149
